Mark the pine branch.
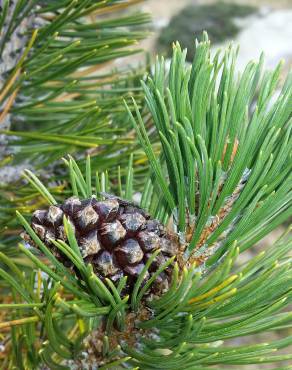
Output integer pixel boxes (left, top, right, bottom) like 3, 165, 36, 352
126, 32, 292, 266
0, 0, 150, 165
0, 0, 150, 241
0, 32, 291, 370
0, 155, 291, 369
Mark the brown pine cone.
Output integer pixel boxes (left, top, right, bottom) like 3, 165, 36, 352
25, 195, 181, 296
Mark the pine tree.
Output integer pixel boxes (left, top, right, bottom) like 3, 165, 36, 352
0, 31, 291, 369
0, 0, 150, 244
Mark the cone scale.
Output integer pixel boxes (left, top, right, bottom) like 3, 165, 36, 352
25, 195, 182, 297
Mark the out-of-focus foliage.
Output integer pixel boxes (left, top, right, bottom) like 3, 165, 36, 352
0, 0, 151, 242
157, 2, 256, 62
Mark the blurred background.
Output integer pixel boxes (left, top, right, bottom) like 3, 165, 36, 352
141, 0, 292, 74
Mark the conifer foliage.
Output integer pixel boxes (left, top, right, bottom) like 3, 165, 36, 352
0, 4, 291, 370
127, 33, 291, 267
0, 0, 149, 239
0, 0, 149, 165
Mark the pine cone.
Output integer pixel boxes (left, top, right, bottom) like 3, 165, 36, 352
26, 195, 181, 296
